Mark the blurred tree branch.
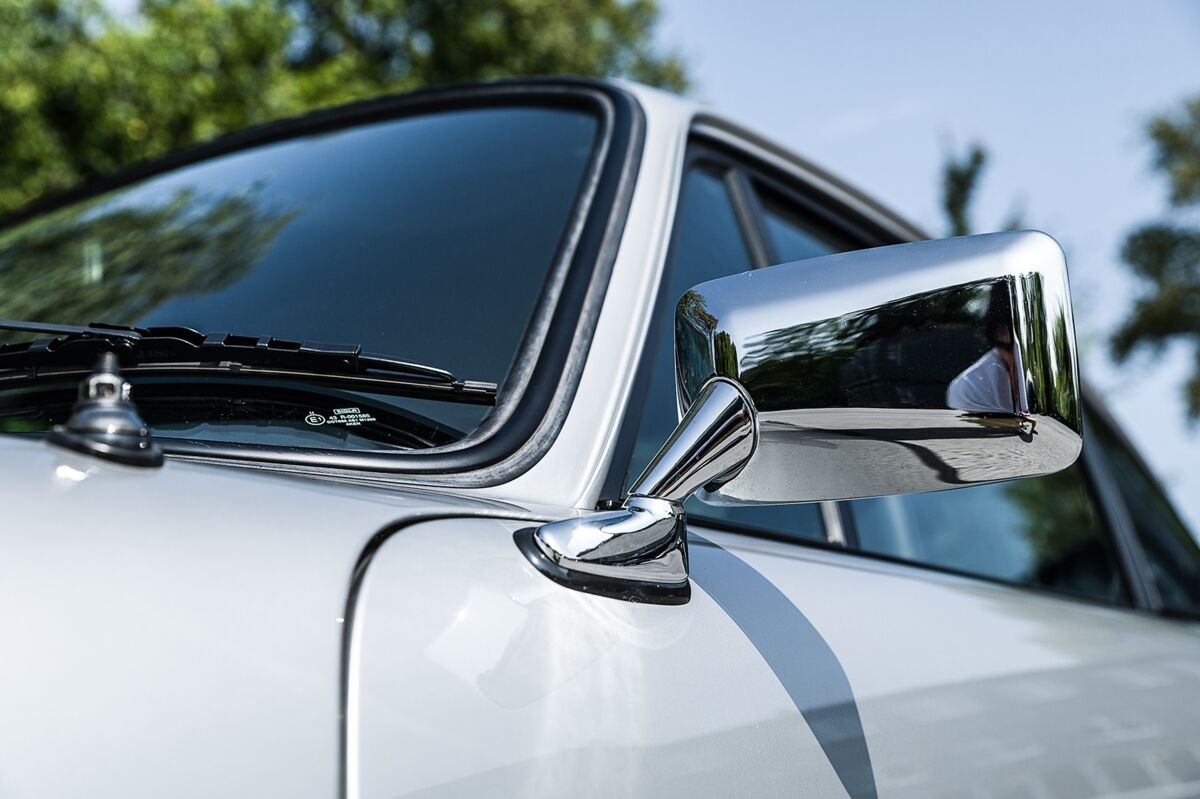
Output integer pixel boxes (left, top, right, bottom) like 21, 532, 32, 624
0, 0, 686, 216
941, 142, 986, 237
1112, 98, 1200, 418
940, 140, 1024, 237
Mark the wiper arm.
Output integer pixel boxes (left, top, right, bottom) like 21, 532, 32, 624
0, 319, 496, 403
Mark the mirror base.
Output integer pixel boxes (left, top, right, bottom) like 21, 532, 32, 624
514, 519, 690, 605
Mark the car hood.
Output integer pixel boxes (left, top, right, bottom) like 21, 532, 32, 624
0, 435, 540, 798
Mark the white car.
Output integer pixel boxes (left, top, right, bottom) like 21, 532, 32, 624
1, 78, 1198, 799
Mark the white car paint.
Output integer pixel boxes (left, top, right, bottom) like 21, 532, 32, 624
351, 518, 1200, 798
0, 436, 546, 798
478, 84, 695, 511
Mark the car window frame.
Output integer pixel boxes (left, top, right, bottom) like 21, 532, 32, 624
612, 152, 832, 543
0, 79, 646, 487
1083, 388, 1200, 620
607, 122, 1164, 614
601, 133, 899, 534
598, 146, 750, 507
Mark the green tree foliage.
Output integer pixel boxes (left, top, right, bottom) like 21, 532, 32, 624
0, 0, 685, 216
1112, 98, 1200, 418
284, 0, 687, 96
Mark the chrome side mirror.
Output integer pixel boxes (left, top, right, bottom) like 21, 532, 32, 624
517, 231, 1082, 603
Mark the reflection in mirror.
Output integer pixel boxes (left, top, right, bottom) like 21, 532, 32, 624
715, 278, 1025, 414
945, 283, 1024, 413
674, 231, 1082, 504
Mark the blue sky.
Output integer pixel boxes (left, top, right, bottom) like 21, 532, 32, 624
655, 0, 1200, 530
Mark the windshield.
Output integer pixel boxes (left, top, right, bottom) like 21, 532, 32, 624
0, 103, 599, 449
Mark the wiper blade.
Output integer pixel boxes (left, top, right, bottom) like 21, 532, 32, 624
0, 319, 144, 341
0, 319, 496, 403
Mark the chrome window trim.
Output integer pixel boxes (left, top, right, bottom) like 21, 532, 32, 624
1081, 385, 1200, 620
819, 502, 848, 547
687, 519, 1164, 617
690, 116, 931, 244
602, 123, 919, 536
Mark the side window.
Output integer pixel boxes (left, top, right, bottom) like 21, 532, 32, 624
845, 463, 1129, 605
624, 161, 837, 541
1091, 416, 1200, 615
626, 153, 1140, 607
757, 184, 843, 263
624, 165, 751, 482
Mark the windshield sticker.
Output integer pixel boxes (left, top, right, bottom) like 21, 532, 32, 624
305, 407, 376, 427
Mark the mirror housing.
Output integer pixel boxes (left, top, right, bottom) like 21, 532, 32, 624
518, 231, 1083, 603
677, 230, 1081, 503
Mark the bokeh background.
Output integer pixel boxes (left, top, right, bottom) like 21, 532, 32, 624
650, 1, 1200, 531
2, 0, 1198, 530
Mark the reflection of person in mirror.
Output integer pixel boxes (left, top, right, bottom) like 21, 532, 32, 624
946, 289, 1027, 414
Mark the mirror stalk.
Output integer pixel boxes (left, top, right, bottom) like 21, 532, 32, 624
515, 379, 755, 605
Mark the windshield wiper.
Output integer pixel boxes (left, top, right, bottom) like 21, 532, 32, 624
0, 319, 496, 404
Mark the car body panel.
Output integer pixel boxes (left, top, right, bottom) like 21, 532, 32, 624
349, 517, 848, 798
474, 84, 694, 510
0, 435, 541, 798
703, 527, 1200, 799
351, 516, 1200, 798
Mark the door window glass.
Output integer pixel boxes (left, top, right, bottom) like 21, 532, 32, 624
847, 465, 1128, 604
625, 166, 752, 482
759, 186, 843, 263
1091, 418, 1200, 615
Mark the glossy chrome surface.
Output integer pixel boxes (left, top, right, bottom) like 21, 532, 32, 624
532, 495, 687, 582
674, 230, 1083, 504
629, 378, 756, 501
523, 378, 755, 602
819, 501, 848, 546
519, 494, 691, 603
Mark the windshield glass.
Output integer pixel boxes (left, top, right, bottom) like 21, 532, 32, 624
0, 104, 598, 448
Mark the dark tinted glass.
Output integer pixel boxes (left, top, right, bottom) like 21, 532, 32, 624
626, 165, 831, 542
848, 465, 1127, 604
1091, 418, 1200, 615
0, 106, 597, 445
759, 186, 842, 263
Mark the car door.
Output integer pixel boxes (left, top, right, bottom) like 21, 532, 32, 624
348, 130, 1200, 799
612, 132, 1200, 798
